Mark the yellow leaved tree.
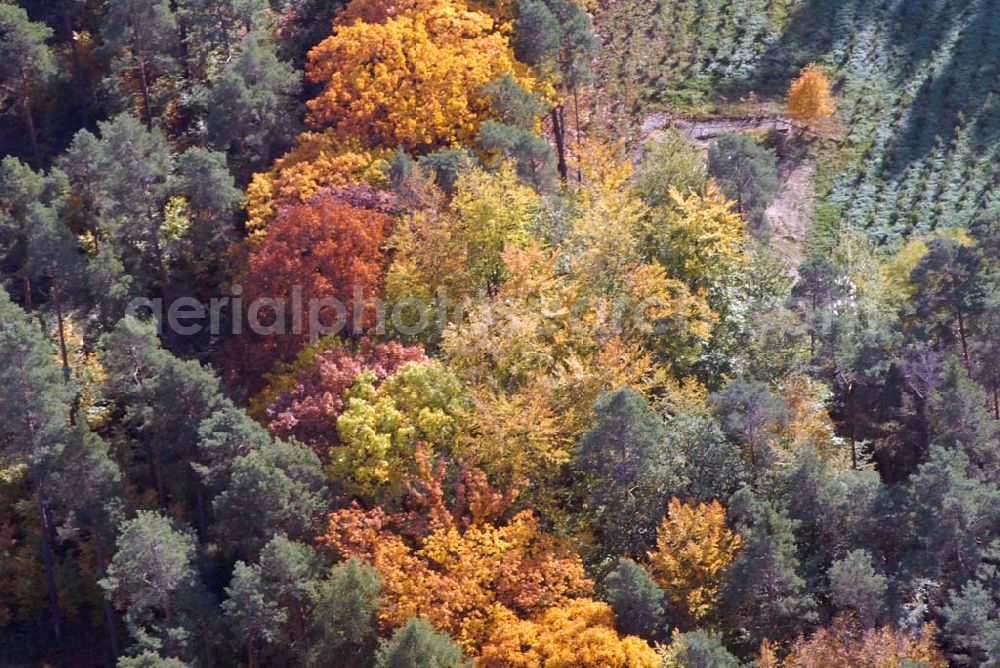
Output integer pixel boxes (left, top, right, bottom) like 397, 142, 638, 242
244, 132, 390, 238
647, 497, 744, 624
478, 598, 660, 667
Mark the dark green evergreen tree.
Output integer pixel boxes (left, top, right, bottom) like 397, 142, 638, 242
100, 0, 179, 129
942, 540, 1000, 667
707, 134, 780, 239
513, 0, 598, 181
668, 630, 740, 668
308, 558, 383, 668
574, 388, 685, 558
0, 4, 55, 165
602, 558, 668, 642
203, 31, 300, 183
101, 511, 213, 662
375, 618, 469, 668
828, 549, 888, 627
722, 488, 817, 649
211, 439, 326, 560
0, 288, 76, 642
709, 378, 789, 475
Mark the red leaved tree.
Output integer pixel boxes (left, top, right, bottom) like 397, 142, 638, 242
224, 195, 389, 392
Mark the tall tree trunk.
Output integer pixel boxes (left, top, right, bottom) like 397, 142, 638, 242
551, 106, 567, 182
36, 490, 63, 643
136, 55, 154, 131
195, 484, 208, 543
957, 309, 970, 368
94, 540, 120, 660
21, 72, 41, 167
23, 275, 32, 311
154, 446, 167, 511
572, 82, 582, 183
52, 279, 71, 383
850, 425, 858, 470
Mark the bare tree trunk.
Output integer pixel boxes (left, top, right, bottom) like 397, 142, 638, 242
551, 106, 567, 182
573, 82, 582, 183
36, 490, 63, 643
957, 309, 970, 369
52, 280, 70, 383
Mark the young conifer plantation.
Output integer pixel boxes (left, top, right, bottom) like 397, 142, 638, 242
0, 0, 998, 665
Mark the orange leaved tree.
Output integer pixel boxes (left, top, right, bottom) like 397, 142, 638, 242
305, 0, 528, 152
788, 64, 835, 128
319, 455, 592, 653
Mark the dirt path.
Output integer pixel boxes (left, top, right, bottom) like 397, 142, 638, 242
766, 160, 814, 269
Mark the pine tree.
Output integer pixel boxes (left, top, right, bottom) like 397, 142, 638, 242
203, 31, 301, 183
100, 0, 179, 129
602, 558, 668, 641
375, 618, 470, 668
574, 388, 685, 557
723, 488, 817, 649
828, 549, 888, 627
707, 133, 780, 240
0, 5, 55, 165
101, 511, 212, 661
308, 558, 383, 667
0, 288, 76, 642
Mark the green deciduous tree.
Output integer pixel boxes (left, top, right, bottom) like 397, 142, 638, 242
634, 131, 707, 206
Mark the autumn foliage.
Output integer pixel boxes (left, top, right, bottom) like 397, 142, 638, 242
647, 497, 744, 624
244, 133, 391, 238
781, 615, 947, 667
479, 599, 661, 667
223, 196, 389, 390
788, 64, 836, 127
318, 457, 599, 653
261, 340, 427, 457
305, 0, 529, 151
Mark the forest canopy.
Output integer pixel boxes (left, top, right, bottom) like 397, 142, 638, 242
0, 0, 997, 666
